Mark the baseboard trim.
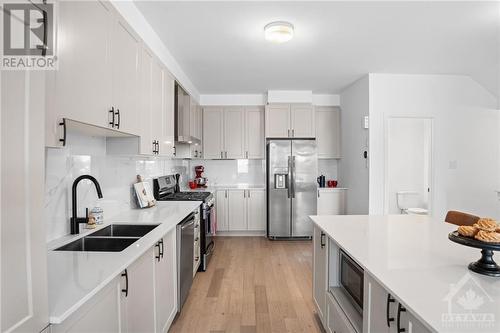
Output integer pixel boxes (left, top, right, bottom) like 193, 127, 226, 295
215, 231, 266, 237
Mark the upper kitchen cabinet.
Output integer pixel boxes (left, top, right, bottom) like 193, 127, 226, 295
316, 106, 341, 158
265, 104, 290, 138
203, 106, 264, 159
110, 18, 141, 135
161, 72, 176, 157
291, 104, 315, 138
46, 1, 141, 147
138, 46, 153, 155
245, 107, 265, 159
224, 107, 246, 159
203, 107, 224, 159
47, 0, 113, 146
265, 103, 315, 138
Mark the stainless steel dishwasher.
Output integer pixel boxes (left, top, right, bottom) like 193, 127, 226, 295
177, 212, 195, 312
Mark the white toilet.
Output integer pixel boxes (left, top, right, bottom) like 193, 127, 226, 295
396, 191, 428, 215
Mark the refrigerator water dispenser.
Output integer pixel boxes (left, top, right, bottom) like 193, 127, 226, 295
274, 174, 288, 189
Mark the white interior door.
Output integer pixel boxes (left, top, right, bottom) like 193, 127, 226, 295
385, 117, 433, 214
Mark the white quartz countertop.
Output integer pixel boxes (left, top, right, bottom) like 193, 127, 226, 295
47, 201, 202, 324
310, 215, 500, 333
317, 187, 348, 191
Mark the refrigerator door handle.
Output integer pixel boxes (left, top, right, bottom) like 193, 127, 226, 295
291, 156, 296, 198
287, 156, 292, 199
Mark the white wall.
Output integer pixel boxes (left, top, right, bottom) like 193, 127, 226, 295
369, 74, 499, 219
339, 76, 370, 214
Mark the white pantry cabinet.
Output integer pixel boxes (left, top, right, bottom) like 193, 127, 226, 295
316, 106, 341, 159
265, 104, 315, 138
2, 71, 49, 332
317, 189, 346, 215
216, 189, 266, 232
203, 106, 265, 159
313, 225, 328, 327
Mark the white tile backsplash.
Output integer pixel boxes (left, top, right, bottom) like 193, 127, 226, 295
187, 159, 265, 186
44, 133, 189, 242
318, 159, 339, 183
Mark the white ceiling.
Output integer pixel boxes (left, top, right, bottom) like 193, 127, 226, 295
135, 1, 499, 95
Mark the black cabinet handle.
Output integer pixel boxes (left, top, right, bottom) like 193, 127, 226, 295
320, 232, 325, 248
115, 109, 120, 129
159, 238, 164, 259
397, 303, 407, 333
155, 242, 161, 261
59, 118, 66, 146
36, 8, 48, 56
121, 269, 128, 297
109, 107, 115, 128
386, 294, 395, 327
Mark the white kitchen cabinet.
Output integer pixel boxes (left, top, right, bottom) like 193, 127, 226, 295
245, 107, 265, 159
139, 46, 154, 154
216, 190, 229, 231
2, 71, 49, 332
316, 106, 341, 158
327, 293, 357, 333
224, 107, 246, 159
265, 104, 290, 138
364, 273, 392, 333
228, 190, 247, 230
162, 72, 176, 157
203, 107, 225, 159
151, 59, 165, 154
52, 277, 122, 333
247, 189, 266, 231
110, 18, 141, 135
317, 189, 346, 215
265, 103, 315, 138
313, 225, 328, 327
47, 0, 113, 146
291, 104, 315, 138
122, 248, 156, 333
155, 230, 178, 333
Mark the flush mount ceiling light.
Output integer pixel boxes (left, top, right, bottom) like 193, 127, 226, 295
264, 21, 294, 43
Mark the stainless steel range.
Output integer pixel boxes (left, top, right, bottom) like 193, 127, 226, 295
153, 175, 215, 271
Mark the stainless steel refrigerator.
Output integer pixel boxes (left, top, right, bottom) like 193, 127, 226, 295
267, 139, 317, 239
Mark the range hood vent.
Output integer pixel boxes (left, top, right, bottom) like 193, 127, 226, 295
174, 82, 200, 144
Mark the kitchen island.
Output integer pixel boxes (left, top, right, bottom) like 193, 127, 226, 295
310, 214, 500, 333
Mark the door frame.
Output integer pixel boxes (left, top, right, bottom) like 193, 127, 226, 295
383, 116, 434, 215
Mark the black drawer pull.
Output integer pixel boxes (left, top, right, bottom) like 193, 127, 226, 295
159, 238, 164, 258
115, 109, 120, 129
155, 242, 161, 261
386, 294, 395, 327
109, 107, 115, 128
320, 232, 326, 248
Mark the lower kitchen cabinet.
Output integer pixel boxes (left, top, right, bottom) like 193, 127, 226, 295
247, 189, 266, 231
121, 248, 156, 333
317, 189, 346, 215
327, 293, 357, 333
216, 189, 266, 233
313, 225, 328, 327
155, 229, 177, 333
52, 276, 122, 333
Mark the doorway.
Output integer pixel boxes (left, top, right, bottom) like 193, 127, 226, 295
385, 117, 433, 214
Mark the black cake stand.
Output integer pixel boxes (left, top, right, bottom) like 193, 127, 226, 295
449, 231, 500, 277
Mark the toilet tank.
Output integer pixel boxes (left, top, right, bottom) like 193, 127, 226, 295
396, 191, 421, 210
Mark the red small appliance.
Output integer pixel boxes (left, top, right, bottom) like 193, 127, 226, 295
194, 165, 208, 188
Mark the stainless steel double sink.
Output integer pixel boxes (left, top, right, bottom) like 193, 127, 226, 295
54, 224, 159, 252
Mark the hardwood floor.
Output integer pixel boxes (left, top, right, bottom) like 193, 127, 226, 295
169, 237, 324, 333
